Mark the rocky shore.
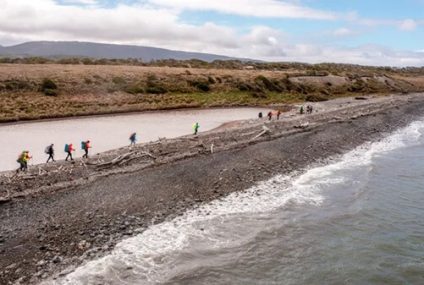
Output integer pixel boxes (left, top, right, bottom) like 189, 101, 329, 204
1, 93, 424, 284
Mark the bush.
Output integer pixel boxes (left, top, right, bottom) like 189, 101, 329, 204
251, 91, 267, 99
43, 89, 58, 97
125, 85, 145, 94
305, 94, 328, 102
84, 78, 93, 84
255, 75, 282, 92
41, 78, 58, 90
3, 79, 33, 91
189, 80, 210, 92
40, 78, 58, 96
195, 82, 210, 92
146, 86, 167, 94
112, 76, 126, 85
237, 82, 253, 91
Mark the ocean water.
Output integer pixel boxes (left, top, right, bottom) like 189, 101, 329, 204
47, 119, 424, 285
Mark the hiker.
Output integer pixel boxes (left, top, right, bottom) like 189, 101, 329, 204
45, 143, 55, 163
82, 140, 91, 158
277, 110, 281, 120
16, 151, 31, 173
258, 112, 263, 119
300, 106, 304, 115
193, 122, 200, 135
65, 143, 75, 161
309, 105, 314, 114
267, 111, 272, 121
129, 132, 137, 146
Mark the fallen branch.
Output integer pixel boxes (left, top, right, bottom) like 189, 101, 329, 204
250, 126, 271, 141
293, 122, 310, 129
94, 151, 136, 167
140, 151, 157, 160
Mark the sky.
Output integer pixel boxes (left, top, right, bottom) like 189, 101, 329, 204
0, 0, 423, 66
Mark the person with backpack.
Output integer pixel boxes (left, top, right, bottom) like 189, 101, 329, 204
267, 111, 273, 121
129, 132, 137, 146
45, 143, 55, 163
193, 122, 200, 135
82, 140, 91, 158
65, 143, 75, 161
16, 150, 31, 173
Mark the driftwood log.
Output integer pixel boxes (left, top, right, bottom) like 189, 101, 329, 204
250, 126, 271, 141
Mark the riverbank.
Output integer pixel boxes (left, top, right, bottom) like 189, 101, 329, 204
1, 64, 424, 123
1, 93, 424, 284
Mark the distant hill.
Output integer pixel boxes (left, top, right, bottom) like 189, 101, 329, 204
0, 41, 235, 62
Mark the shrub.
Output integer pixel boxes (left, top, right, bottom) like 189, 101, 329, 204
305, 94, 328, 102
255, 75, 282, 92
112, 76, 126, 85
251, 92, 267, 99
40, 78, 58, 96
3, 79, 33, 91
125, 85, 145, 94
208, 76, 216, 84
84, 78, 93, 84
237, 82, 253, 91
41, 78, 58, 90
43, 89, 59, 97
146, 86, 167, 94
195, 82, 210, 92
189, 80, 210, 92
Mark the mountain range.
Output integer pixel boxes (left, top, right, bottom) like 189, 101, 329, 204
0, 41, 235, 62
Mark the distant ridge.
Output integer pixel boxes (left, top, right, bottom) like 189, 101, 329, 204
0, 41, 235, 62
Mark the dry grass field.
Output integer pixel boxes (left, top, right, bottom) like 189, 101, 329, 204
0, 63, 423, 122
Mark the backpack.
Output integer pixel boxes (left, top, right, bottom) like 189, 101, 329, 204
81, 141, 86, 150
17, 152, 24, 163
44, 146, 50, 154
64, 144, 69, 152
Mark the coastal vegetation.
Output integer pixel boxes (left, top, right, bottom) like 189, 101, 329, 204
0, 61, 423, 122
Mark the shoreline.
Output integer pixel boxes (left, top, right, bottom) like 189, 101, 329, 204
0, 104, 277, 127
1, 93, 424, 284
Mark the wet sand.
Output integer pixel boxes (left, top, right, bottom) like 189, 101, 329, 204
1, 93, 424, 284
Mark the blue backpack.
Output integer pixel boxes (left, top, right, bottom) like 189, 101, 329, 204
64, 144, 69, 152
81, 141, 86, 150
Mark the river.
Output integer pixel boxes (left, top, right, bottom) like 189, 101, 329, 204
0, 108, 266, 171
47, 118, 424, 285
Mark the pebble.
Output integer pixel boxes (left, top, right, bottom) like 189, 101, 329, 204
52, 255, 62, 264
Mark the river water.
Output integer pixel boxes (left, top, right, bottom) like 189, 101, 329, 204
0, 108, 266, 171
46, 118, 424, 285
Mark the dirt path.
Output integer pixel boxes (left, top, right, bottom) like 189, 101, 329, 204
1, 94, 424, 284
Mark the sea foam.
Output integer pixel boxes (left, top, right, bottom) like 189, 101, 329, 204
45, 119, 424, 285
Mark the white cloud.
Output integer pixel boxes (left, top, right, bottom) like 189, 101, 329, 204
272, 44, 424, 67
149, 0, 337, 20
0, 0, 239, 49
399, 19, 417, 31
60, 0, 98, 5
352, 15, 421, 31
332, 27, 356, 37
0, 0, 423, 66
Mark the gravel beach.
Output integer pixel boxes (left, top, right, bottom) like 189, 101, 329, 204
1, 93, 424, 284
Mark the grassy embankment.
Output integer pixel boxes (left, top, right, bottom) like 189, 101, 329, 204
1, 63, 424, 122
